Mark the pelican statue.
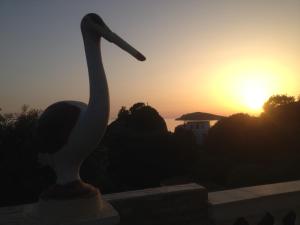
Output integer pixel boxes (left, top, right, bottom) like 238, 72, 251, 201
36, 13, 145, 197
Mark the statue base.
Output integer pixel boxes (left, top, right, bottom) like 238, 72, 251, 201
23, 181, 119, 225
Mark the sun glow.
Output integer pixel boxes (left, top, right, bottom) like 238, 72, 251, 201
212, 57, 298, 115
239, 77, 269, 111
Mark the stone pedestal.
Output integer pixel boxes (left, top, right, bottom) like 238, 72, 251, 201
23, 182, 119, 225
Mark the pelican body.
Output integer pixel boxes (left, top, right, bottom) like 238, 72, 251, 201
36, 13, 145, 186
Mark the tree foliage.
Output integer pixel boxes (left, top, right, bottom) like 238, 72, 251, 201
0, 106, 55, 206
105, 103, 198, 191
203, 94, 300, 188
129, 102, 145, 114
3, 95, 300, 205
117, 106, 129, 120
0, 105, 114, 205
263, 94, 295, 112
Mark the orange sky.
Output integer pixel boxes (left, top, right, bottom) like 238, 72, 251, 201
1, 1, 299, 118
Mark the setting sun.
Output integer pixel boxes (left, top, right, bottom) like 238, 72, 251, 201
241, 79, 269, 111
212, 57, 299, 115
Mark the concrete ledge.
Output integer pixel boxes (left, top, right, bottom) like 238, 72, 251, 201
105, 183, 208, 225
23, 200, 119, 225
0, 183, 208, 225
209, 180, 300, 225
3, 181, 300, 225
105, 183, 206, 201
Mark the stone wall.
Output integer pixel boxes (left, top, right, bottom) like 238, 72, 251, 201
2, 181, 300, 225
104, 183, 210, 225
208, 180, 300, 225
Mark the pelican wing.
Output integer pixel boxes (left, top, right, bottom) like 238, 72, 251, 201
36, 102, 82, 154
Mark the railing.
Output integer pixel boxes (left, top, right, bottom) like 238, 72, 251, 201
209, 180, 300, 225
1, 180, 300, 225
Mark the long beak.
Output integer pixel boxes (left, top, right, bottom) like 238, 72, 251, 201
100, 27, 146, 61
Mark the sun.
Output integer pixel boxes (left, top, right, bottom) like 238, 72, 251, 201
239, 76, 269, 112
242, 82, 268, 111
212, 57, 298, 115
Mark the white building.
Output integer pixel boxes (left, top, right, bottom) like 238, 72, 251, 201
180, 120, 211, 145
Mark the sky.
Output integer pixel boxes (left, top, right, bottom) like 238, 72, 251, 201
0, 0, 299, 118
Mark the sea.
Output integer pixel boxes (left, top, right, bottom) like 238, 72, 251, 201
108, 118, 218, 132
108, 118, 182, 132
163, 118, 183, 132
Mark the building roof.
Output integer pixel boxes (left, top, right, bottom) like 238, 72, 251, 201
176, 112, 225, 121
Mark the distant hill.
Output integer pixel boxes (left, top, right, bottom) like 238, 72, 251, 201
176, 112, 225, 121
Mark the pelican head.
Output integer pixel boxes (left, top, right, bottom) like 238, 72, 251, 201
81, 13, 146, 61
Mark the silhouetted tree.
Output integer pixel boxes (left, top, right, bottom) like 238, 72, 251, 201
0, 105, 57, 206
117, 106, 129, 120
130, 105, 167, 133
283, 211, 296, 225
233, 217, 249, 225
0, 105, 116, 205
129, 102, 145, 114
203, 94, 300, 188
4, 94, 300, 205
105, 103, 197, 191
263, 94, 295, 113
258, 212, 274, 225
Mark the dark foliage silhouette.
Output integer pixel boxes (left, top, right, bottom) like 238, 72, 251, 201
0, 105, 114, 205
129, 102, 146, 114
232, 211, 296, 225
204, 95, 300, 188
258, 213, 274, 225
233, 217, 249, 225
282, 211, 296, 225
0, 106, 55, 206
2, 94, 300, 205
105, 103, 198, 191
263, 94, 295, 113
